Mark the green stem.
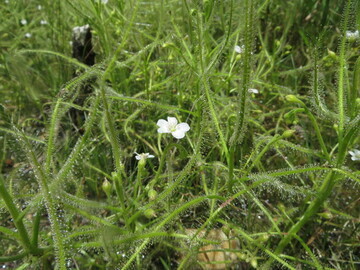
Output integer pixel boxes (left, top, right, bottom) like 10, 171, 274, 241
0, 174, 33, 253
337, 0, 352, 141
31, 207, 42, 248
304, 108, 330, 161
122, 195, 222, 270
0, 252, 29, 263
349, 56, 360, 119
45, 98, 62, 175
272, 171, 337, 255
133, 162, 145, 199
21, 132, 67, 269
247, 134, 282, 172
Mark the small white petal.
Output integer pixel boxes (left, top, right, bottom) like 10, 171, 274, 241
349, 149, 360, 161
157, 119, 170, 133
171, 130, 186, 139
135, 152, 155, 161
234, 45, 242, 53
346, 30, 359, 39
158, 127, 169, 133
167, 117, 178, 127
248, 88, 259, 94
157, 119, 167, 127
176, 123, 190, 132
21, 19, 27, 25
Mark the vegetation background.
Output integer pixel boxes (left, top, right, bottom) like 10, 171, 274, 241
0, 0, 359, 269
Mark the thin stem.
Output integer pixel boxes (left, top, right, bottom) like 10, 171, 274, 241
337, 0, 352, 141
20, 131, 67, 270
247, 134, 282, 172
304, 108, 330, 161
100, 85, 126, 210
31, 208, 42, 248
0, 174, 33, 253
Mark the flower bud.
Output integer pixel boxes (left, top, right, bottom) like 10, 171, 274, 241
327, 49, 337, 59
147, 189, 157, 201
144, 208, 156, 219
318, 211, 333, 219
238, 253, 246, 260
356, 98, 360, 109
285, 95, 304, 105
258, 234, 269, 242
333, 124, 339, 133
102, 179, 112, 195
250, 258, 258, 268
282, 130, 296, 138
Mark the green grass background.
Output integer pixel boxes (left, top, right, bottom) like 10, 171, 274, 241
0, 0, 359, 269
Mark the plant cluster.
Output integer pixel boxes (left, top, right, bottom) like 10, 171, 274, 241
0, 0, 359, 269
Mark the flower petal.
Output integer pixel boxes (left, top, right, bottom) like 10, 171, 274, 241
135, 155, 141, 160
157, 119, 170, 133
148, 155, 155, 158
157, 119, 168, 127
248, 88, 259, 94
176, 123, 190, 132
171, 130, 186, 139
167, 117, 178, 127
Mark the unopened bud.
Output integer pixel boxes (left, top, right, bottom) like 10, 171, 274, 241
258, 234, 269, 242
282, 130, 296, 138
238, 253, 246, 260
285, 95, 304, 105
327, 49, 336, 59
144, 208, 156, 219
356, 98, 360, 108
250, 258, 258, 268
147, 189, 157, 201
102, 179, 112, 195
318, 211, 333, 219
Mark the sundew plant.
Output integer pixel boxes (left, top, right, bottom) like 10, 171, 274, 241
0, 0, 359, 269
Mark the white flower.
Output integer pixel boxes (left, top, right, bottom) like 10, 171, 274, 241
5, 0, 9, 4
135, 152, 155, 161
24, 33, 32, 38
234, 45, 244, 54
346, 30, 359, 40
157, 117, 190, 139
101, 0, 108, 3
248, 88, 259, 94
37, 5, 42, 10
349, 149, 360, 161
40, 20, 48, 25
21, 19, 27, 25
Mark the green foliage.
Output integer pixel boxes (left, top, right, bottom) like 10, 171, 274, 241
0, 0, 359, 269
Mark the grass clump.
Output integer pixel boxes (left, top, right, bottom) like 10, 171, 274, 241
0, 0, 359, 269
